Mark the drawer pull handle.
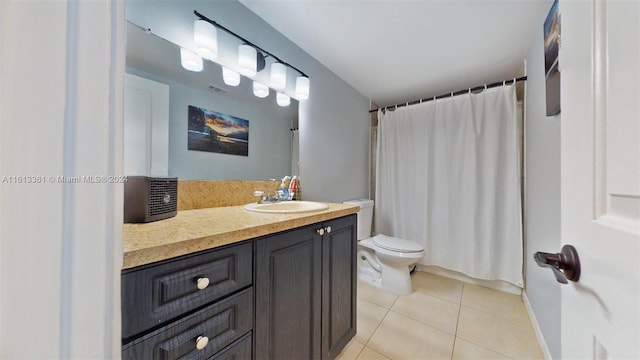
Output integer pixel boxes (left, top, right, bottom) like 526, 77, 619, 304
196, 277, 210, 290
325, 226, 332, 233
195, 335, 209, 350
317, 228, 325, 236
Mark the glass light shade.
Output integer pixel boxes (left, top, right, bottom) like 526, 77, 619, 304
180, 48, 203, 72
194, 20, 218, 60
222, 67, 240, 86
277, 92, 290, 107
270, 62, 287, 91
253, 81, 269, 98
295, 76, 310, 100
238, 44, 257, 77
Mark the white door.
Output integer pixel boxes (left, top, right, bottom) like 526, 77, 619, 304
124, 73, 170, 176
560, 0, 640, 358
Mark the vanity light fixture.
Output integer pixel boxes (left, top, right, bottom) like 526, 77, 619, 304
253, 81, 269, 98
270, 62, 287, 91
194, 19, 218, 60
180, 47, 203, 72
222, 67, 240, 86
238, 44, 257, 77
193, 10, 311, 102
276, 92, 290, 107
295, 76, 310, 100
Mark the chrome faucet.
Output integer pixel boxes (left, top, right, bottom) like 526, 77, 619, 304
253, 190, 271, 203
253, 189, 287, 203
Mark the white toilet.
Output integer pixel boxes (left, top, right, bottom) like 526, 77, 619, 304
344, 199, 425, 295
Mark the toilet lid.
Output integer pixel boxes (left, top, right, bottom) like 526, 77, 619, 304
372, 234, 423, 253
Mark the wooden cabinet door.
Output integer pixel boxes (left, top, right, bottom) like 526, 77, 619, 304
321, 215, 357, 360
255, 225, 322, 360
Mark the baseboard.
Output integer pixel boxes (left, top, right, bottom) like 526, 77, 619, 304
416, 265, 522, 295
522, 290, 553, 360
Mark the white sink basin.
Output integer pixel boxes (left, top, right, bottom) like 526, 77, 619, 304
244, 201, 329, 214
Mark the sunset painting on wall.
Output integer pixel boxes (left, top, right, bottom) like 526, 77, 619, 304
187, 105, 249, 156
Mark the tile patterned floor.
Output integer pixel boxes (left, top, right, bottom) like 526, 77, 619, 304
338, 272, 544, 360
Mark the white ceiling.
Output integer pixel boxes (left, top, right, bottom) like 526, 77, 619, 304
240, 0, 551, 107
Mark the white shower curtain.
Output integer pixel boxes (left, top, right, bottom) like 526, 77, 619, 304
375, 85, 522, 287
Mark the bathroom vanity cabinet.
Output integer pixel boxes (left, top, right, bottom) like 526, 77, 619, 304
121, 213, 356, 360
255, 215, 357, 360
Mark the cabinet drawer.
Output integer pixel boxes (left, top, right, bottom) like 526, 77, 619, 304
211, 332, 252, 360
122, 287, 253, 360
122, 242, 253, 339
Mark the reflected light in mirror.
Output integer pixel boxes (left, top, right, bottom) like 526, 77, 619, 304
222, 67, 241, 86
238, 44, 257, 76
194, 20, 218, 60
253, 81, 269, 98
180, 48, 203, 72
295, 76, 310, 100
277, 92, 290, 107
270, 62, 287, 91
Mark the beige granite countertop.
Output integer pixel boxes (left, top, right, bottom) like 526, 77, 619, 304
123, 202, 359, 269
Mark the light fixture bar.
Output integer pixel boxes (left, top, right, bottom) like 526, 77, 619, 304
193, 10, 309, 78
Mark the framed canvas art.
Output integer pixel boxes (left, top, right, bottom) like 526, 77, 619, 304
187, 105, 249, 156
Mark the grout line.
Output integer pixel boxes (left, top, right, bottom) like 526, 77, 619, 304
365, 346, 391, 360
458, 303, 531, 327
352, 340, 366, 360
450, 336, 457, 360
359, 310, 391, 358
451, 290, 464, 360
455, 337, 517, 360
456, 306, 532, 359
413, 287, 463, 306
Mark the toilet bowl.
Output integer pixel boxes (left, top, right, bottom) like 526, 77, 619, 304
344, 199, 425, 295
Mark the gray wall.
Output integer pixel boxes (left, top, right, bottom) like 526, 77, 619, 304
524, 1, 561, 357
126, 0, 370, 202
126, 68, 294, 180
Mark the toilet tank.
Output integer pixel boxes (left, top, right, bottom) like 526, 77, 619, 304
343, 199, 374, 240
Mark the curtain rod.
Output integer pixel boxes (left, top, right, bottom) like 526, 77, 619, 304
369, 76, 527, 113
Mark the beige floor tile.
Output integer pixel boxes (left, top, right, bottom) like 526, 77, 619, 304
391, 291, 460, 334
412, 271, 464, 304
452, 338, 512, 360
356, 347, 390, 360
461, 284, 529, 323
367, 311, 455, 360
336, 339, 366, 360
457, 306, 543, 359
356, 299, 389, 344
358, 280, 399, 309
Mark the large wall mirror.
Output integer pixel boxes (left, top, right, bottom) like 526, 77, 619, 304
125, 21, 299, 180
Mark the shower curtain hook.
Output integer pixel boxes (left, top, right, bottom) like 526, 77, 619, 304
419, 98, 423, 104
433, 95, 436, 102
468, 88, 471, 94
406, 102, 409, 107
484, 84, 487, 92
513, 77, 517, 85
503, 80, 506, 86
450, 91, 453, 98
